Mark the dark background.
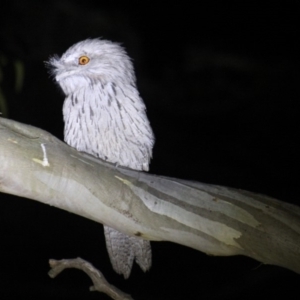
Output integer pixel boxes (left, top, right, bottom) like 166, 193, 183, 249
0, 1, 299, 299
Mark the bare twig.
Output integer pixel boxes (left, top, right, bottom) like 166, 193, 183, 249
49, 257, 133, 300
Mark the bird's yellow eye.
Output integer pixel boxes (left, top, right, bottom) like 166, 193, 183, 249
79, 55, 90, 65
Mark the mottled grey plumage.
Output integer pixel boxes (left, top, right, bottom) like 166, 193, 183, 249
48, 38, 154, 278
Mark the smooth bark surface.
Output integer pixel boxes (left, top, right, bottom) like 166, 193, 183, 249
1, 117, 300, 274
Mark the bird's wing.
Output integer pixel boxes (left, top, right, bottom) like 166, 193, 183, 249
103, 225, 152, 278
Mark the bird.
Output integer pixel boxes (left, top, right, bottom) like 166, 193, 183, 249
47, 38, 155, 278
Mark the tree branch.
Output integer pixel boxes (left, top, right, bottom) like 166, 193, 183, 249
49, 258, 133, 300
1, 117, 300, 274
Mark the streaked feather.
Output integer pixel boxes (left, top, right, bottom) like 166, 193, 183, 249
48, 38, 154, 277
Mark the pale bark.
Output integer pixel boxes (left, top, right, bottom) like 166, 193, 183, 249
48, 258, 133, 300
1, 117, 300, 274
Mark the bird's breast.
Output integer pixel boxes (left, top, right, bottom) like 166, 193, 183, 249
62, 89, 153, 171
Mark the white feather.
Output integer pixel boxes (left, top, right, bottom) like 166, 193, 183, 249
48, 38, 154, 170
48, 38, 154, 278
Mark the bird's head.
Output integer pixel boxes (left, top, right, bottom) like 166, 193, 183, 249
47, 38, 136, 95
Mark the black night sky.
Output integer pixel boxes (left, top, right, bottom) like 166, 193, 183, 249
0, 1, 299, 299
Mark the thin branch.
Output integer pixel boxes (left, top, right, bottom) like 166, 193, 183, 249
49, 258, 133, 300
